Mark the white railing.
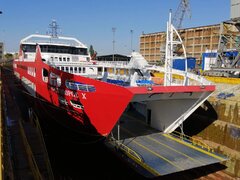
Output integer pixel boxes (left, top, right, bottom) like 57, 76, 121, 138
146, 65, 212, 86
97, 61, 129, 68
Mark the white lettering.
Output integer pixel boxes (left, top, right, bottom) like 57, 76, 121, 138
81, 93, 86, 99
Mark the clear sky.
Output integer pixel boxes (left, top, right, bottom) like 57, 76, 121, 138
0, 0, 230, 55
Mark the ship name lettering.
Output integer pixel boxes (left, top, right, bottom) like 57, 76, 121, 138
65, 90, 78, 98
81, 93, 86, 99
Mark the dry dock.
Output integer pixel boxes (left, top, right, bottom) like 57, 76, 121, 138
194, 77, 240, 178
0, 66, 238, 179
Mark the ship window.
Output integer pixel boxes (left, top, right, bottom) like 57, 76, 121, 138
67, 57, 70, 62
22, 44, 36, 52
98, 67, 102, 72
70, 67, 73, 73
61, 67, 64, 71
83, 67, 85, 73
78, 67, 81, 73
63, 57, 66, 61
74, 67, 78, 73
39, 45, 88, 55
42, 68, 49, 83
50, 72, 61, 87
66, 67, 69, 72
59, 57, 62, 61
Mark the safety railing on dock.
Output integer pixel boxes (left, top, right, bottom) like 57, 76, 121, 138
116, 141, 143, 163
170, 131, 214, 152
108, 135, 143, 163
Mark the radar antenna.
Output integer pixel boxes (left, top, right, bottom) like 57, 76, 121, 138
48, 20, 60, 38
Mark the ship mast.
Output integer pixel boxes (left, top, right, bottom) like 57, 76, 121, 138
164, 11, 188, 86
48, 20, 59, 38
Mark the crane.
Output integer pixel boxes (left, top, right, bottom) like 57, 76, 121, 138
172, 0, 191, 29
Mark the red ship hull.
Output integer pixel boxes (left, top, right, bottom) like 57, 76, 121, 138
13, 46, 215, 137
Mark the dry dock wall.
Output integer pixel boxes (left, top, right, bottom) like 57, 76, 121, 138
196, 82, 240, 177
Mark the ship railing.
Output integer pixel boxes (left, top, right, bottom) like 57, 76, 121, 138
147, 66, 212, 86
170, 131, 214, 153
112, 139, 143, 163
97, 61, 129, 68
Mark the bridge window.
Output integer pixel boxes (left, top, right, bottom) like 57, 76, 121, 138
65, 80, 96, 92
22, 44, 36, 52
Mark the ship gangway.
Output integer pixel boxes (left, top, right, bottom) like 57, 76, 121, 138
106, 113, 228, 178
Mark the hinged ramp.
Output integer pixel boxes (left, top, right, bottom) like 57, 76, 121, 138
106, 132, 227, 178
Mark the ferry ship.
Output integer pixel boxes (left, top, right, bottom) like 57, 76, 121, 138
13, 20, 215, 138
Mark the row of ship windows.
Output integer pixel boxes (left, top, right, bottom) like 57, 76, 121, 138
56, 66, 86, 73
51, 57, 71, 62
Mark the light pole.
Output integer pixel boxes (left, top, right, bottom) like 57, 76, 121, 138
130, 29, 133, 52
112, 27, 116, 61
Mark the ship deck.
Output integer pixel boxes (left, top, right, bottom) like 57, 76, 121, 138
106, 111, 227, 178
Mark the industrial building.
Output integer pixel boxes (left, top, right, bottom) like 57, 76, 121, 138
140, 0, 240, 66
140, 23, 239, 65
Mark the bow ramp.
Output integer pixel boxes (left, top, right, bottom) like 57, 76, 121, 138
106, 112, 227, 178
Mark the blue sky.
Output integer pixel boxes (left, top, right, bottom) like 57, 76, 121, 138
0, 0, 230, 55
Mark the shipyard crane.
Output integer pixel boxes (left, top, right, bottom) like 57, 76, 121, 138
172, 0, 191, 29
203, 21, 240, 77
